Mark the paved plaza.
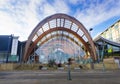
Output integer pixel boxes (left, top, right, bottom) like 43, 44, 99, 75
0, 70, 120, 84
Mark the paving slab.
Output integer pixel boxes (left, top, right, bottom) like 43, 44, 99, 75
0, 70, 120, 84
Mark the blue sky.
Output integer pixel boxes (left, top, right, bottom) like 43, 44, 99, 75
0, 0, 120, 41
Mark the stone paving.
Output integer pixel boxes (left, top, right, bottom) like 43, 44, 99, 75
0, 70, 120, 84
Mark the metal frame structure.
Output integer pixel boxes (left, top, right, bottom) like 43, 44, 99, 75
94, 36, 120, 61
23, 13, 97, 62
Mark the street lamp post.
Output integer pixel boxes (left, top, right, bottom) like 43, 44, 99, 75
89, 28, 94, 69
101, 42, 106, 71
89, 28, 93, 36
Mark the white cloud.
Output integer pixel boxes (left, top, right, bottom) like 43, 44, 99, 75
36, 0, 70, 18
0, 0, 120, 41
0, 11, 25, 39
0, 0, 41, 41
38, 2, 56, 17
74, 0, 120, 29
0, 0, 70, 41
53, 0, 70, 13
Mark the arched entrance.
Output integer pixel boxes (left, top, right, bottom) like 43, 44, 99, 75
23, 13, 97, 63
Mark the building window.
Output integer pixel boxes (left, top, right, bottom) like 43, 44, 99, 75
114, 24, 119, 29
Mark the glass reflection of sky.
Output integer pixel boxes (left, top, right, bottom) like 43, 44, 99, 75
35, 37, 85, 64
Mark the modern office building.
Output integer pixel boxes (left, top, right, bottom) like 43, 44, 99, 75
100, 20, 120, 43
94, 20, 120, 61
0, 35, 24, 63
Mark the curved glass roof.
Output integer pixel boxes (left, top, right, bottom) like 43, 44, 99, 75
32, 18, 88, 43
36, 30, 82, 47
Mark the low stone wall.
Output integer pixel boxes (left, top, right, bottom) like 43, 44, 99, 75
93, 63, 118, 70
0, 62, 119, 71
78, 62, 119, 70
0, 63, 41, 71
103, 58, 119, 70
15, 63, 42, 70
104, 63, 118, 70
0, 63, 15, 70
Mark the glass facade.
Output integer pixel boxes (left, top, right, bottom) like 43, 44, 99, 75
101, 20, 120, 43
0, 35, 12, 63
34, 36, 86, 64
0, 35, 21, 63
95, 20, 120, 61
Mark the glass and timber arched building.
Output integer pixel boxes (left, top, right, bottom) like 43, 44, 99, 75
0, 14, 120, 64
23, 13, 97, 64
0, 14, 97, 64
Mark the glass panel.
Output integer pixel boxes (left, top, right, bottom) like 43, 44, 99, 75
77, 29, 84, 36
63, 31, 68, 36
41, 36, 46, 42
52, 37, 57, 40
78, 42, 82, 46
64, 19, 72, 29
57, 18, 60, 27
74, 37, 79, 43
37, 28, 43, 36
63, 37, 66, 40
71, 23, 78, 32
49, 19, 56, 28
114, 24, 119, 29
61, 18, 64, 27
56, 31, 62, 35
60, 31, 63, 34
51, 31, 57, 36
46, 33, 51, 38
42, 23, 49, 32
113, 46, 120, 52
56, 31, 59, 34
32, 35, 38, 41
82, 36, 88, 42
69, 33, 74, 38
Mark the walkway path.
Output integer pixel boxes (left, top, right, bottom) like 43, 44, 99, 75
0, 70, 120, 84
